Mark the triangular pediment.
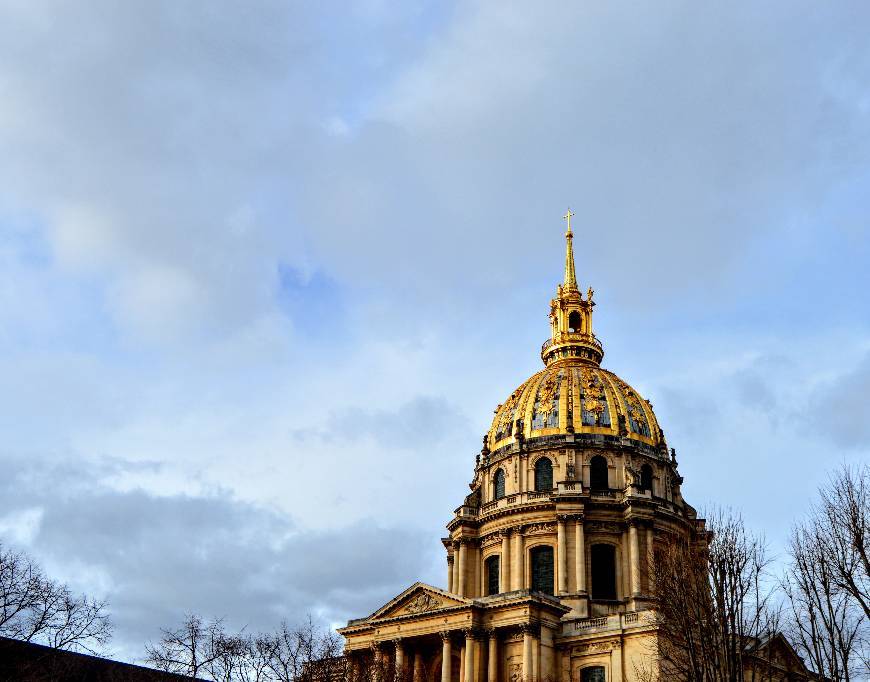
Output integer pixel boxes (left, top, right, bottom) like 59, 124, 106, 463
368, 583, 471, 621
747, 634, 809, 673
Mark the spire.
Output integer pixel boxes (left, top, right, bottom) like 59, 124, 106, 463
543, 208, 604, 367
562, 208, 578, 291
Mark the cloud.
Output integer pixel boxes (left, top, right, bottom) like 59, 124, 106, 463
803, 351, 870, 450
0, 456, 438, 662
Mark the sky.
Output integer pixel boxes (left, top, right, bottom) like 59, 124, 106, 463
0, 0, 869, 664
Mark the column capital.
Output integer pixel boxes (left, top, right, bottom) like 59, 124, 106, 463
440, 631, 453, 642
519, 623, 539, 636
463, 628, 483, 640
557, 513, 571, 523
392, 637, 403, 646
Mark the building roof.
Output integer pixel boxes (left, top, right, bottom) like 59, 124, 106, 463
0, 637, 207, 682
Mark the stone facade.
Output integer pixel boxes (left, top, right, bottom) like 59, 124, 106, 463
340, 217, 711, 682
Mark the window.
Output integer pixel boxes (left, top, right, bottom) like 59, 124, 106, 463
493, 469, 506, 500
568, 311, 582, 332
640, 464, 653, 492
530, 546, 554, 594
486, 555, 500, 596
581, 666, 606, 682
590, 544, 617, 600
590, 455, 608, 490
534, 457, 553, 491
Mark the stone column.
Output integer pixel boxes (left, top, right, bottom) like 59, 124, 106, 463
464, 631, 475, 682
441, 633, 452, 682
487, 631, 498, 682
532, 635, 539, 682
372, 643, 383, 682
413, 650, 424, 682
459, 644, 465, 682
452, 543, 461, 594
458, 541, 468, 597
575, 517, 586, 593
646, 525, 655, 594
394, 640, 405, 678
629, 523, 641, 597
611, 641, 624, 682
500, 532, 511, 593
522, 628, 533, 682
448, 556, 455, 593
557, 516, 568, 594
513, 530, 525, 591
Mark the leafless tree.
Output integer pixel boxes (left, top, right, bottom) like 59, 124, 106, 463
0, 542, 112, 654
146, 615, 350, 682
644, 509, 781, 682
260, 617, 345, 682
782, 464, 869, 680
145, 614, 227, 679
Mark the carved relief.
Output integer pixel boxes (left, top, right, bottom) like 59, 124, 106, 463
524, 522, 556, 535
403, 593, 442, 614
573, 640, 618, 654
585, 521, 621, 534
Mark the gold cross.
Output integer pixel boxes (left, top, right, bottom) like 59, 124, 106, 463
563, 208, 574, 233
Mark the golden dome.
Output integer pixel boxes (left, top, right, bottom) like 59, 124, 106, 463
487, 363, 665, 451
487, 210, 665, 452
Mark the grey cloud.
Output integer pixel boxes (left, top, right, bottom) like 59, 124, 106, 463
0, 455, 437, 662
320, 395, 471, 449
803, 351, 870, 450
2, 2, 869, 344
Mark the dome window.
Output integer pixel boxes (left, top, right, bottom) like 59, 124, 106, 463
493, 469, 506, 500
530, 546, 554, 594
534, 457, 553, 491
485, 555, 500, 596
568, 311, 582, 332
640, 464, 653, 492
590, 455, 608, 490
590, 544, 617, 600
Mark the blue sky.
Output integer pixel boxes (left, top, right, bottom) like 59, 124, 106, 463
0, 0, 869, 663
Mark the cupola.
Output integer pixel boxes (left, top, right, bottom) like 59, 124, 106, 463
542, 209, 604, 367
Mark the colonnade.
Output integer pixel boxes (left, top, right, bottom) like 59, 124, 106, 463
447, 516, 655, 600
357, 626, 547, 682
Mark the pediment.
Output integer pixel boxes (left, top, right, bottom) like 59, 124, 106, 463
369, 583, 470, 621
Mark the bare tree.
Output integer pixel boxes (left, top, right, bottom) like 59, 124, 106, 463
782, 464, 869, 680
146, 615, 349, 682
145, 614, 226, 679
820, 465, 869, 621
646, 509, 780, 682
0, 542, 112, 654
261, 618, 345, 682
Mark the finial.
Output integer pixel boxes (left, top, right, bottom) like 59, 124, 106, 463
562, 208, 578, 290
563, 208, 574, 237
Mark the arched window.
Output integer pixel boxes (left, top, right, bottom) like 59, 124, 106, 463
640, 464, 653, 492
581, 666, 606, 682
530, 546, 554, 595
485, 555, 500, 596
534, 457, 553, 491
493, 469, 506, 500
568, 311, 582, 332
590, 455, 608, 490
590, 544, 617, 600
